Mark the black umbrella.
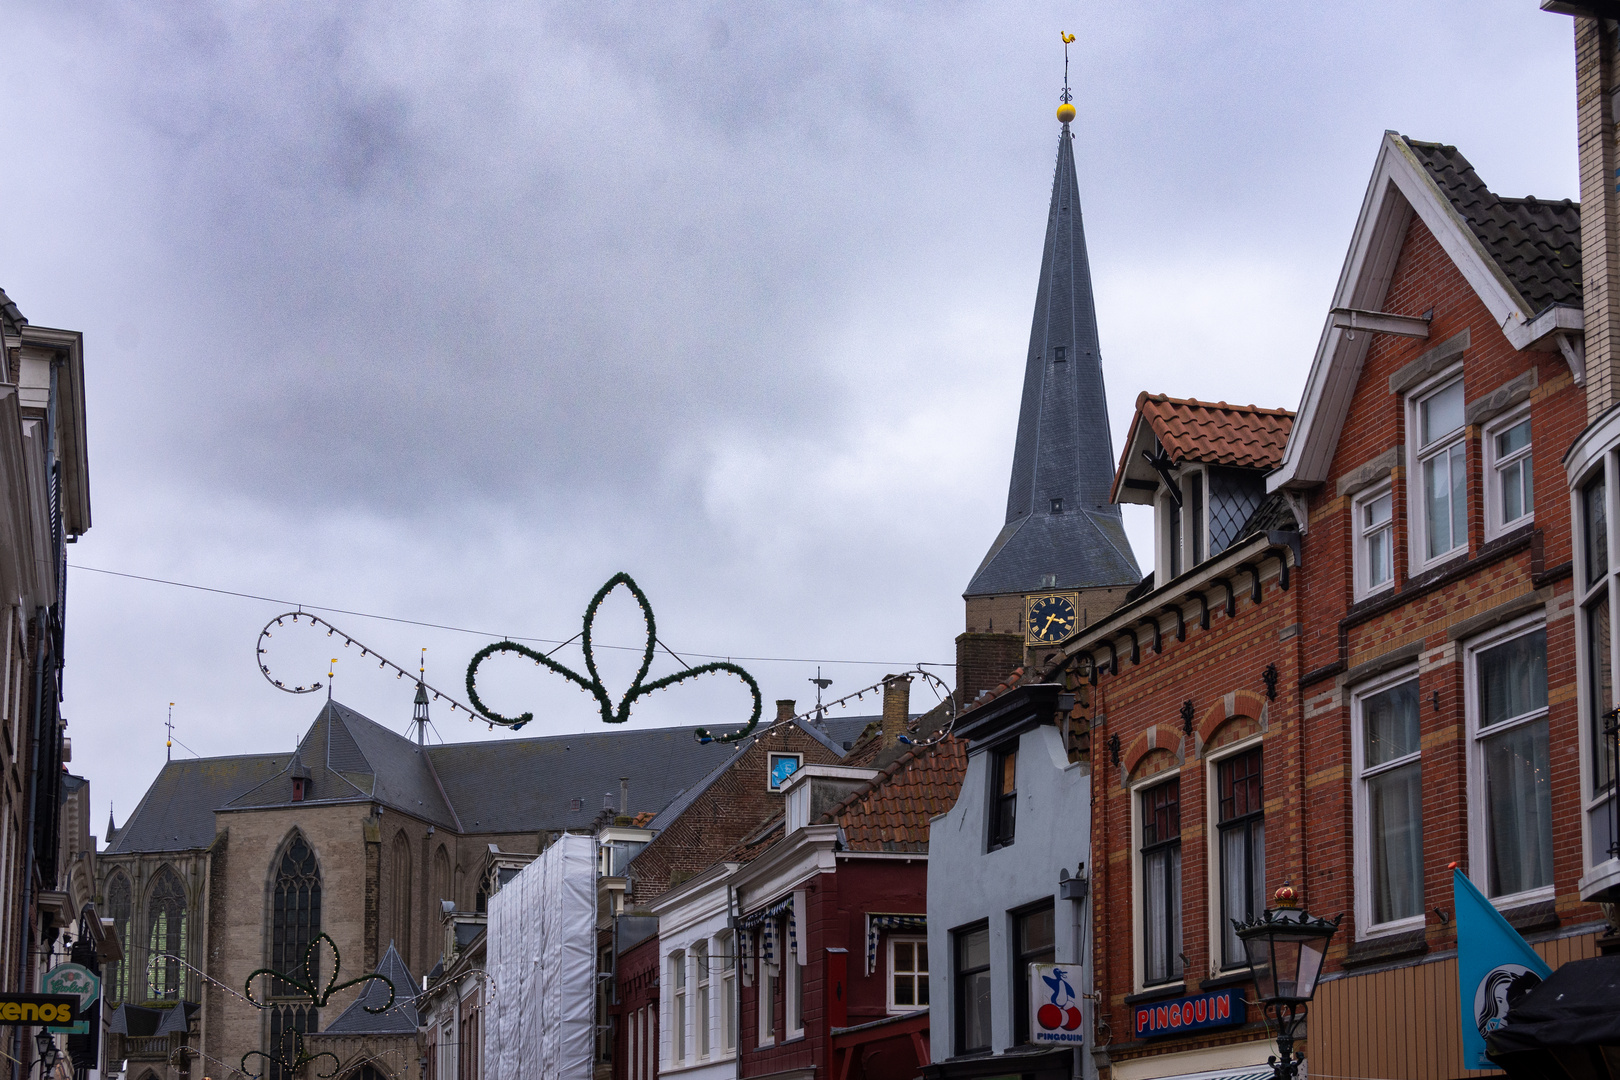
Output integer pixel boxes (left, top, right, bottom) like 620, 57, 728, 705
1487, 955, 1620, 1079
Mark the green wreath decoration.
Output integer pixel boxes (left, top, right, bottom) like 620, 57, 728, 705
241, 1030, 340, 1080
243, 932, 397, 1013
465, 572, 763, 743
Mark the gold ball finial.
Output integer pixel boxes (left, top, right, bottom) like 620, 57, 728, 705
1056, 102, 1076, 124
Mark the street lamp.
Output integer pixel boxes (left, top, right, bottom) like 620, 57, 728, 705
1232, 884, 1341, 1080
31, 1027, 60, 1077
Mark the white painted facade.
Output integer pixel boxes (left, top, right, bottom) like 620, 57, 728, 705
649, 861, 741, 1080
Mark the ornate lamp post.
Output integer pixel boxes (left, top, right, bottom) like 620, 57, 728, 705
32, 1027, 60, 1077
1232, 885, 1341, 1080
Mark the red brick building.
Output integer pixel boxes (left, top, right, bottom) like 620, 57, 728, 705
730, 735, 967, 1080
1039, 132, 1609, 1080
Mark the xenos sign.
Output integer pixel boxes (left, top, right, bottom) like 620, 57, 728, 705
0, 995, 77, 1026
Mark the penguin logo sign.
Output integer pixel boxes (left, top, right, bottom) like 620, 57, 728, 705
1029, 964, 1083, 1044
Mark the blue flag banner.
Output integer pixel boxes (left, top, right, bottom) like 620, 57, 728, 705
1453, 868, 1552, 1071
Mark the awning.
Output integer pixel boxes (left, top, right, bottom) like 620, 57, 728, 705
737, 897, 796, 982
866, 913, 926, 975
1488, 954, 1620, 1078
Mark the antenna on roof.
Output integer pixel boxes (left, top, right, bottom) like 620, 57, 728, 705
165, 702, 174, 762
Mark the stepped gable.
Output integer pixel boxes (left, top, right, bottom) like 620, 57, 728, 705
321, 943, 419, 1034
107, 753, 289, 853
819, 735, 968, 853
1403, 137, 1581, 315
967, 120, 1140, 598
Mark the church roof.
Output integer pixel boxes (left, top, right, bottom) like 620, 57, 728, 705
111, 700, 834, 852
966, 121, 1139, 597
106, 752, 290, 853
322, 943, 419, 1034
222, 701, 460, 830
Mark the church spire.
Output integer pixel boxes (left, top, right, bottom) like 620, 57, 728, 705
965, 56, 1140, 599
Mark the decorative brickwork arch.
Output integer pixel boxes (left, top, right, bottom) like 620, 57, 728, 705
1123, 725, 1187, 778
1195, 691, 1269, 748
1127, 746, 1180, 787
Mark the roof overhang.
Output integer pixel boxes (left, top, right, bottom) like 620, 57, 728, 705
1269, 132, 1580, 493
1110, 398, 1163, 506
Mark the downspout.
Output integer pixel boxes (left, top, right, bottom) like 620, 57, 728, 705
14, 606, 47, 1080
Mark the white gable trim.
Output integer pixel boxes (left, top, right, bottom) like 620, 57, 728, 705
1269, 132, 1580, 492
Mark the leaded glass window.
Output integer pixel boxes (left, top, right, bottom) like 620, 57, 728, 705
147, 868, 187, 1000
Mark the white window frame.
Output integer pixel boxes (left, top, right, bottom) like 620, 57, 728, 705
784, 923, 804, 1040
1484, 405, 1535, 540
1203, 733, 1265, 971
628, 1006, 638, 1080
1407, 371, 1469, 571
694, 939, 710, 1060
1571, 449, 1620, 896
719, 931, 737, 1055
670, 949, 687, 1067
1130, 769, 1183, 993
1465, 613, 1555, 908
756, 929, 775, 1048
1154, 466, 1207, 587
1350, 666, 1425, 939
886, 935, 929, 1014
1352, 481, 1396, 601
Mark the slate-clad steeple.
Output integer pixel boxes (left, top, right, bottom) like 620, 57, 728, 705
965, 116, 1140, 598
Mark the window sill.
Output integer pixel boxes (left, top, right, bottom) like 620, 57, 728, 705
1197, 971, 1253, 991
1123, 983, 1185, 1005
1499, 898, 1559, 935
1342, 928, 1427, 969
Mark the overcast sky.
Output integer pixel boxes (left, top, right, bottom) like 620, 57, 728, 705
0, 1, 1582, 829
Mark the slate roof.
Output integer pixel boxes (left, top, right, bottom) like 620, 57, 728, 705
322, 943, 418, 1034
1403, 137, 1581, 316
223, 701, 459, 830
107, 753, 290, 853
821, 736, 967, 853
112, 700, 786, 853
967, 124, 1140, 597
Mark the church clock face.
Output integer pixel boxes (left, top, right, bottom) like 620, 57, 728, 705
1026, 593, 1080, 644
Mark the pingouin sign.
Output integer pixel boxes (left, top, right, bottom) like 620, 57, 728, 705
1133, 988, 1244, 1037
1029, 964, 1084, 1045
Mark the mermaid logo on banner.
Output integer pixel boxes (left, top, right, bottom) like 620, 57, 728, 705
1453, 867, 1551, 1071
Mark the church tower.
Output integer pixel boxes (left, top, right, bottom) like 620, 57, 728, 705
963, 92, 1140, 662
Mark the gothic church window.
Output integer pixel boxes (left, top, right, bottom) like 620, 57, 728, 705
147, 867, 187, 1000
105, 872, 132, 1005
271, 836, 321, 992
391, 831, 412, 967
270, 836, 321, 1080
432, 846, 450, 909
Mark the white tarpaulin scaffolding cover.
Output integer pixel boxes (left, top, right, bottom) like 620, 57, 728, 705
485, 833, 596, 1080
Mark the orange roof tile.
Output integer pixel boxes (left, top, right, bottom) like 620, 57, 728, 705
822, 737, 968, 854
1135, 393, 1295, 470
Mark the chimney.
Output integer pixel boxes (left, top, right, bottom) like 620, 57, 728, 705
620, 777, 630, 815
881, 675, 912, 748
603, 792, 615, 810
776, 700, 796, 724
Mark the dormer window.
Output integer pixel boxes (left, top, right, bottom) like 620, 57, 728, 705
1050, 498, 1064, 514
292, 777, 307, 802
1156, 468, 1205, 583
1053, 346, 1066, 363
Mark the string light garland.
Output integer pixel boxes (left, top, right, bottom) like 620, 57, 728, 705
465, 573, 763, 743
242, 933, 396, 1013
789, 666, 958, 745
257, 611, 477, 719
240, 1030, 339, 1080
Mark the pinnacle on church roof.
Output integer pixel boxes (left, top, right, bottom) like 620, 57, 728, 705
965, 109, 1140, 598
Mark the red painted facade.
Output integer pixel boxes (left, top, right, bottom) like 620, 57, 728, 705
738, 859, 930, 1080
615, 932, 661, 1080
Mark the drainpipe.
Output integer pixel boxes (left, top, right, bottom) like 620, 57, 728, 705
14, 607, 48, 1080
1059, 865, 1090, 1080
